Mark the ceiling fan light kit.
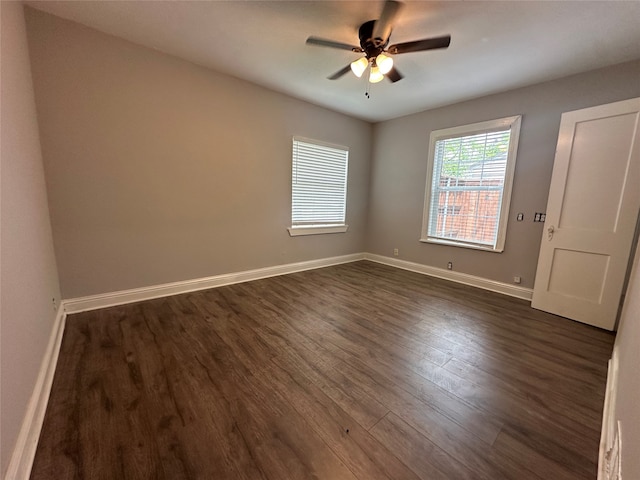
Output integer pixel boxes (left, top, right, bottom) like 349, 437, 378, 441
369, 64, 384, 83
376, 53, 394, 74
350, 57, 369, 78
306, 0, 451, 87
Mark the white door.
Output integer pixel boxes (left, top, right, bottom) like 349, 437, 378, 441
532, 97, 640, 331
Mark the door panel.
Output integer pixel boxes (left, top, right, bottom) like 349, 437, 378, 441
547, 249, 609, 301
532, 98, 640, 330
559, 113, 637, 231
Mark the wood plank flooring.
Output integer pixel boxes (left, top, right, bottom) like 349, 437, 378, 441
30, 261, 615, 479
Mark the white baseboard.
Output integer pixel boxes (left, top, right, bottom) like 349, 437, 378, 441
364, 253, 533, 301
63, 253, 366, 313
598, 347, 620, 480
4, 305, 66, 480
64, 252, 533, 314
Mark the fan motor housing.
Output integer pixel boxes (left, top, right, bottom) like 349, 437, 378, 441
358, 20, 388, 58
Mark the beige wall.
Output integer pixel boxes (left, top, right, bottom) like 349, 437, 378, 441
367, 60, 640, 288
0, 2, 62, 474
25, 8, 372, 299
613, 244, 640, 479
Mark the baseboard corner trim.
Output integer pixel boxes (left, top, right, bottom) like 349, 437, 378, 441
63, 252, 366, 313
5, 305, 67, 480
364, 253, 533, 301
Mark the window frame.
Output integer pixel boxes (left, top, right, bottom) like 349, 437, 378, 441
420, 115, 522, 252
288, 137, 349, 237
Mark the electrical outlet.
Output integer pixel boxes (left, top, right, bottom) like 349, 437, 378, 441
52, 297, 57, 311
447, 262, 453, 270
393, 248, 399, 256
513, 276, 522, 284
516, 213, 524, 221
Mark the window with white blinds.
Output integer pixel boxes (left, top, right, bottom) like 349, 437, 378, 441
289, 137, 349, 236
421, 116, 521, 252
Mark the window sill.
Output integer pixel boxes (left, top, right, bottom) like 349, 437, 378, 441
288, 225, 349, 236
419, 237, 504, 253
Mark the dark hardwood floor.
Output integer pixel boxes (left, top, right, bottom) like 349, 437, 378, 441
31, 261, 615, 479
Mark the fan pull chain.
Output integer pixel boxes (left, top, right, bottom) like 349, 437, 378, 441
365, 81, 371, 99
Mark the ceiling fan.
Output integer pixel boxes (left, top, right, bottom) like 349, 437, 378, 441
306, 0, 451, 84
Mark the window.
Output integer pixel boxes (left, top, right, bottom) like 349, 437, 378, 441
421, 115, 521, 252
288, 137, 349, 236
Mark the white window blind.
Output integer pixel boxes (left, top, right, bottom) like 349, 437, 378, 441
291, 138, 348, 228
421, 116, 521, 252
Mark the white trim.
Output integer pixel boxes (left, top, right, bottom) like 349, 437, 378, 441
293, 136, 349, 152
64, 252, 534, 314
419, 237, 504, 253
364, 253, 533, 300
598, 347, 619, 480
287, 225, 349, 236
5, 305, 67, 480
421, 115, 522, 253
63, 253, 365, 313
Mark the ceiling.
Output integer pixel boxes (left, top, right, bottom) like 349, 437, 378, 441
26, 1, 640, 123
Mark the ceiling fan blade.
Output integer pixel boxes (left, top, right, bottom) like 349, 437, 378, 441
328, 64, 353, 80
372, 0, 404, 46
306, 36, 360, 52
388, 35, 451, 54
385, 66, 403, 83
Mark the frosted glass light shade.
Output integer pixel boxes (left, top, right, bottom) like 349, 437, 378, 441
376, 53, 393, 74
350, 57, 368, 78
369, 65, 384, 83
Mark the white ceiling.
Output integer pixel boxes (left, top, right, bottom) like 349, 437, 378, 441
26, 1, 640, 123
